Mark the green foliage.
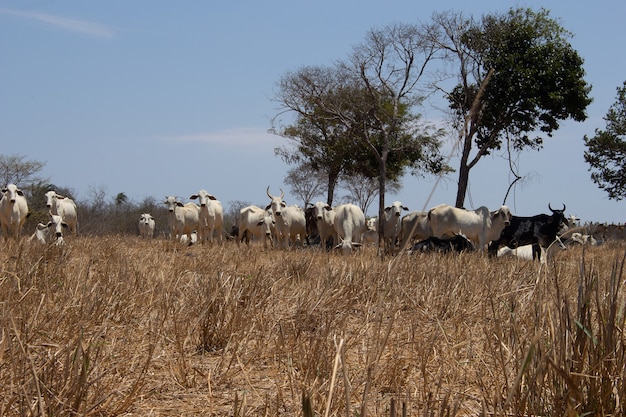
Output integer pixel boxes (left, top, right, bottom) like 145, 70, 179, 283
584, 81, 626, 200
442, 7, 592, 207
451, 7, 592, 153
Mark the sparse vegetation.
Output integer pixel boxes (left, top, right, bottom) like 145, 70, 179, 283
1, 237, 624, 416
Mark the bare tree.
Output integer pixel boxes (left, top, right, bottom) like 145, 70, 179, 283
284, 164, 326, 207
273, 23, 447, 255
341, 173, 401, 215
0, 153, 47, 186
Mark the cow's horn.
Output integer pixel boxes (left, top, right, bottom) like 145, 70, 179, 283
279, 188, 285, 199
548, 202, 566, 212
266, 186, 273, 199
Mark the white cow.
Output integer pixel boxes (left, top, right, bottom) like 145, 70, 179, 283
189, 190, 224, 245
138, 213, 155, 239
30, 213, 68, 245
568, 232, 599, 246
398, 211, 432, 250
498, 238, 566, 262
238, 205, 275, 248
363, 217, 379, 245
0, 184, 29, 239
265, 187, 307, 249
180, 231, 198, 245
333, 203, 366, 254
310, 201, 337, 249
428, 204, 512, 252
380, 201, 409, 251
163, 196, 200, 243
44, 191, 78, 234
567, 214, 581, 228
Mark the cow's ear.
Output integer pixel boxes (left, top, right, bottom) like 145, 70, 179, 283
265, 204, 271, 210
256, 220, 265, 226
208, 195, 217, 200
46, 222, 54, 228
403, 206, 409, 211
189, 195, 198, 200
62, 223, 69, 229
281, 202, 287, 207
176, 202, 184, 207
17, 189, 24, 196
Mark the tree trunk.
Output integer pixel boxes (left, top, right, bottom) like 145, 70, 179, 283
455, 162, 470, 208
326, 173, 338, 206
455, 131, 473, 208
377, 155, 387, 256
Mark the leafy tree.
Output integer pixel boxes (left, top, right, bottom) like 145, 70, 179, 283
429, 8, 592, 207
584, 81, 626, 200
0, 153, 47, 187
273, 23, 448, 252
273, 66, 367, 205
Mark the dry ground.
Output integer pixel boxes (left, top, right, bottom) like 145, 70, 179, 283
1, 236, 625, 416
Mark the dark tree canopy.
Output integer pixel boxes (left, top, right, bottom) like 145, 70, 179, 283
584, 81, 626, 200
436, 8, 593, 207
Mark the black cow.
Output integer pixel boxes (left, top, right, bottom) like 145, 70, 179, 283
304, 205, 320, 246
487, 203, 569, 260
410, 234, 475, 254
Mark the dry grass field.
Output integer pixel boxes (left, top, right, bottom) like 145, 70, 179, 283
1, 236, 625, 416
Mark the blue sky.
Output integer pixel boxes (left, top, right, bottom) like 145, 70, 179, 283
1, 1, 625, 223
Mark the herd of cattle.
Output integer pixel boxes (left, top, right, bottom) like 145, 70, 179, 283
0, 183, 609, 260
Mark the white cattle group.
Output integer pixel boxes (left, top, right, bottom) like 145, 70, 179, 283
1, 181, 595, 262
428, 204, 512, 252
237, 205, 275, 248
265, 187, 307, 249
45, 191, 78, 234
30, 213, 69, 246
163, 195, 200, 244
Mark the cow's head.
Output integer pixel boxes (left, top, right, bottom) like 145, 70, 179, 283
257, 210, 276, 236
3, 184, 23, 203
385, 201, 409, 219
311, 201, 332, 221
335, 237, 362, 255
189, 189, 217, 207
47, 213, 69, 238
493, 205, 512, 226
164, 196, 183, 212
266, 186, 286, 217
44, 190, 61, 208
548, 203, 568, 229
139, 213, 154, 224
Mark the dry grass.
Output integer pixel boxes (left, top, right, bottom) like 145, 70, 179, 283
1, 236, 625, 416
